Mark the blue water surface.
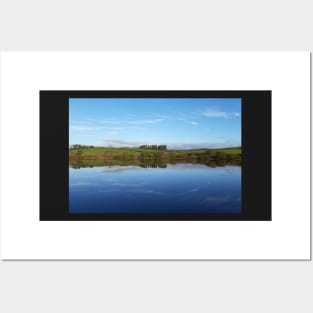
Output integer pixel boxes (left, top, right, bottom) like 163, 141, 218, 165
69, 164, 241, 214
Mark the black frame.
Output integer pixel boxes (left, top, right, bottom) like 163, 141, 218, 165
40, 91, 271, 221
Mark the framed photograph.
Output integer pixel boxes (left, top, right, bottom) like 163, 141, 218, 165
0, 52, 310, 260
40, 90, 271, 221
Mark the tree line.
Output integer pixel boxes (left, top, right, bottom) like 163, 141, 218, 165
138, 144, 167, 150
70, 144, 94, 149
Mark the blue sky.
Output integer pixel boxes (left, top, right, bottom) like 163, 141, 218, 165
69, 98, 241, 149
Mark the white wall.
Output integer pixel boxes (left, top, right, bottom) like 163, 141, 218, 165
0, 1, 312, 312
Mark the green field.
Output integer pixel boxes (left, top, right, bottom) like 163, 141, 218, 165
69, 146, 241, 155
69, 145, 241, 168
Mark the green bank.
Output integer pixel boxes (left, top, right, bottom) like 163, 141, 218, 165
69, 145, 241, 168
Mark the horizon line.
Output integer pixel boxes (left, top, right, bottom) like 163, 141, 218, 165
69, 144, 241, 150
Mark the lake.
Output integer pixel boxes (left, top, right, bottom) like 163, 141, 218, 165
69, 163, 241, 214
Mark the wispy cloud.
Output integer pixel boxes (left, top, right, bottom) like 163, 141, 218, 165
72, 116, 198, 129
70, 126, 102, 131
70, 118, 165, 131
188, 121, 199, 126
109, 126, 143, 131
177, 118, 199, 126
128, 118, 164, 125
202, 109, 240, 119
70, 125, 143, 133
86, 118, 121, 125
76, 118, 164, 126
102, 139, 240, 150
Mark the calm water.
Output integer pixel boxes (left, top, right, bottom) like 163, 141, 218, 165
69, 163, 241, 214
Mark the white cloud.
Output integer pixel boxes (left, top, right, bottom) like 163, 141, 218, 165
79, 118, 164, 126
70, 125, 143, 133
202, 109, 240, 119
176, 118, 199, 126
70, 126, 101, 131
109, 126, 143, 131
86, 118, 121, 125
127, 118, 164, 125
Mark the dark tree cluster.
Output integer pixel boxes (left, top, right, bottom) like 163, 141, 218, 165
139, 145, 167, 150
70, 144, 94, 149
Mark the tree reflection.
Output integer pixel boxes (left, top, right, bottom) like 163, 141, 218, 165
70, 158, 241, 169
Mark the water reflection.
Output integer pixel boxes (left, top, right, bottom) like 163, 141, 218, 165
69, 162, 241, 214
70, 158, 241, 169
